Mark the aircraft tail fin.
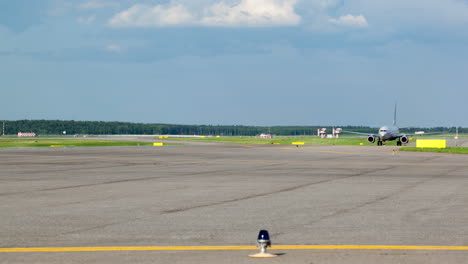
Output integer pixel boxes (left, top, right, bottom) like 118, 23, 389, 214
393, 101, 397, 126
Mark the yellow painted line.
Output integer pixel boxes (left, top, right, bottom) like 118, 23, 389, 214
0, 153, 466, 168
0, 246, 255, 252
240, 145, 270, 148
337, 161, 468, 167
279, 147, 366, 155
272, 245, 468, 250
309, 150, 365, 155
1, 245, 468, 253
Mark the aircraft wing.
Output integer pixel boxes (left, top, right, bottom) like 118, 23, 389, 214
396, 131, 447, 137
341, 130, 375, 136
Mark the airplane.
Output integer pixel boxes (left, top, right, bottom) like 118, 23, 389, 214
343, 103, 416, 146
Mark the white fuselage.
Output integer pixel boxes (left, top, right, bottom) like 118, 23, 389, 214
378, 125, 399, 141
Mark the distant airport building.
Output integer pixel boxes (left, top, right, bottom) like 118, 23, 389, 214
332, 128, 342, 138
259, 133, 272, 139
317, 128, 342, 138
18, 132, 36, 137
318, 128, 327, 138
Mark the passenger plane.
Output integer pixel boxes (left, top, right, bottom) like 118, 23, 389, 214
344, 104, 416, 146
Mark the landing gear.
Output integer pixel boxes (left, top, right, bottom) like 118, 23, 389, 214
397, 140, 402, 146
377, 141, 383, 146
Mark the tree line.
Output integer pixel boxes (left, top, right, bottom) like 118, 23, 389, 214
1, 120, 463, 136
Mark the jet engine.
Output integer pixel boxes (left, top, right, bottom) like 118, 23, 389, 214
367, 136, 376, 143
400, 135, 409, 144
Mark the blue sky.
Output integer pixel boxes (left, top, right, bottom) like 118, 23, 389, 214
1, 0, 468, 127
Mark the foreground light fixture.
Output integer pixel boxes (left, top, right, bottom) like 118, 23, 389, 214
248, 229, 278, 258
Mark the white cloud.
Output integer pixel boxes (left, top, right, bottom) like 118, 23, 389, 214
200, 0, 300, 27
105, 44, 124, 53
329, 14, 368, 28
108, 4, 194, 27
77, 15, 96, 25
108, 0, 300, 28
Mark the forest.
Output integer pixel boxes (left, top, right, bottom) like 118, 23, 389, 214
1, 120, 462, 136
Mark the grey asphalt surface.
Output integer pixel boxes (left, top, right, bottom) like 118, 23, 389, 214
0, 142, 467, 263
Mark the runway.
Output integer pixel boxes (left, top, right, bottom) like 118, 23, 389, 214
0, 143, 467, 263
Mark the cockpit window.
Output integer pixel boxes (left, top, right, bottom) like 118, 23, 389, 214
380, 130, 387, 132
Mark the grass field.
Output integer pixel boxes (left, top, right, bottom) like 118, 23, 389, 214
417, 134, 468, 139
0, 139, 160, 148
167, 136, 408, 146
399, 147, 468, 154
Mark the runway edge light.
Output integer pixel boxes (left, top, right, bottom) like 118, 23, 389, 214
248, 230, 278, 258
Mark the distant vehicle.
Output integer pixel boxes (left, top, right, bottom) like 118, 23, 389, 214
343, 103, 426, 146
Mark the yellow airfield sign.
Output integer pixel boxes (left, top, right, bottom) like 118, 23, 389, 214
416, 139, 446, 148
292, 142, 304, 145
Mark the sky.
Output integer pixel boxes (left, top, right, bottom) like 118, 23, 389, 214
1, 0, 468, 127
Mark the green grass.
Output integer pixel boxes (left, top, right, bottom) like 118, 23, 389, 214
167, 136, 408, 146
0, 139, 163, 148
399, 147, 468, 154
416, 134, 468, 139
